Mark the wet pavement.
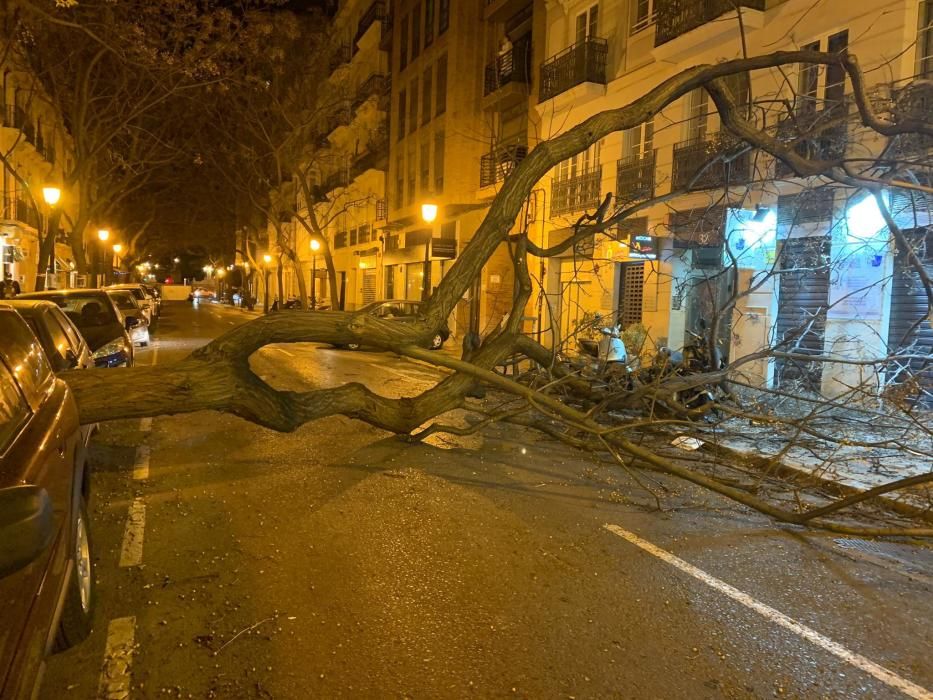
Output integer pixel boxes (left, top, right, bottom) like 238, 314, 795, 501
40, 301, 933, 699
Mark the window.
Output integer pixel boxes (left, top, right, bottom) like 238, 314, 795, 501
350, 227, 358, 246
434, 130, 445, 192
420, 141, 430, 190
575, 5, 598, 43
623, 119, 654, 158
399, 13, 409, 71
385, 265, 396, 298
395, 155, 404, 208
424, 0, 435, 47
632, 0, 655, 33
421, 66, 433, 125
407, 146, 416, 202
411, 3, 421, 60
358, 224, 371, 243
397, 89, 407, 140
920, 0, 933, 76
439, 0, 449, 34
0, 360, 29, 453
558, 142, 600, 180
685, 88, 709, 142
335, 231, 348, 248
797, 40, 820, 111
409, 78, 419, 133
435, 54, 447, 116
824, 30, 848, 105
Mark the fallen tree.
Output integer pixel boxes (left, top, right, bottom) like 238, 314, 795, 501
60, 49, 933, 537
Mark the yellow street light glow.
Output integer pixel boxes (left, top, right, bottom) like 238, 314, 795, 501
359, 261, 367, 269
203, 265, 214, 274
97, 229, 110, 241
216, 269, 226, 278
310, 239, 321, 252
173, 257, 180, 263
263, 254, 273, 264
112, 243, 123, 254
420, 202, 438, 223
42, 186, 61, 206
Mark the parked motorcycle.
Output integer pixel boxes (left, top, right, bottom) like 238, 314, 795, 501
646, 320, 726, 414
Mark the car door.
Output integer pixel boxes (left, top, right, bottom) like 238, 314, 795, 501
0, 314, 78, 695
50, 308, 93, 370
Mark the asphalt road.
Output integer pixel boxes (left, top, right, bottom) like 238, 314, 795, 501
40, 301, 933, 699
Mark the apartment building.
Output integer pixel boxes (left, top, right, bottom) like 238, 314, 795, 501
524, 0, 932, 396
0, 63, 77, 291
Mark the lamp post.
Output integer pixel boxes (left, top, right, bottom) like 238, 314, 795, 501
420, 201, 437, 302
40, 186, 61, 290
97, 229, 110, 286
262, 253, 272, 314
309, 238, 321, 309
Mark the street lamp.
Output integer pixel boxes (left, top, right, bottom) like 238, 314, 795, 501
309, 238, 321, 309
39, 186, 62, 290
262, 253, 273, 313
97, 229, 110, 286
419, 201, 438, 301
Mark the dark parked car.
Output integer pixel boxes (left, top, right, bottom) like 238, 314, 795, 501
0, 307, 93, 698
15, 290, 136, 368
341, 300, 450, 350
2, 300, 94, 373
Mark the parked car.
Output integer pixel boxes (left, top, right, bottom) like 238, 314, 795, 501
104, 284, 156, 325
105, 289, 151, 347
2, 300, 94, 373
15, 290, 135, 368
140, 284, 161, 318
340, 300, 450, 350
0, 307, 94, 698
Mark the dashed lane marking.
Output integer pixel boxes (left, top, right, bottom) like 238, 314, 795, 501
132, 445, 150, 481
98, 616, 135, 699
603, 524, 933, 700
118, 499, 146, 568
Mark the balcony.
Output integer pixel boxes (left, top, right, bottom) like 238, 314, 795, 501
375, 198, 387, 221
326, 102, 353, 135
539, 37, 607, 103
480, 144, 528, 188
671, 133, 751, 190
890, 81, 933, 156
378, 14, 393, 51
774, 100, 848, 178
655, 0, 765, 47
1, 104, 27, 131
615, 151, 656, 203
484, 36, 532, 107
551, 168, 602, 216
329, 43, 352, 72
352, 73, 390, 112
1, 196, 40, 229
355, 1, 386, 46
350, 129, 389, 179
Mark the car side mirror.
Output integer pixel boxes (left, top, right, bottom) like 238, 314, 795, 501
125, 316, 139, 330
0, 486, 54, 579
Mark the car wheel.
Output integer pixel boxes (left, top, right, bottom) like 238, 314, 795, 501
430, 333, 444, 350
347, 342, 361, 351
54, 497, 94, 651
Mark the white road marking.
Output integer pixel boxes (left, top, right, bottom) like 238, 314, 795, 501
603, 524, 933, 700
98, 616, 135, 699
379, 364, 434, 383
139, 417, 152, 432
132, 445, 150, 481
119, 499, 146, 567
273, 346, 295, 358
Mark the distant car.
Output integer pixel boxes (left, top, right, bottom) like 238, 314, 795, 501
188, 287, 215, 303
140, 284, 161, 318
0, 307, 94, 698
340, 300, 450, 350
15, 290, 135, 368
104, 284, 156, 325
105, 290, 151, 347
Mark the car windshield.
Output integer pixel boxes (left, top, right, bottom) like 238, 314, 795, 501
20, 293, 119, 329
107, 292, 138, 311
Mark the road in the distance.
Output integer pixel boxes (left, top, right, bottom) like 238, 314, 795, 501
41, 301, 933, 699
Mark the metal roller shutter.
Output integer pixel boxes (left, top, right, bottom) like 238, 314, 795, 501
774, 236, 830, 392
362, 269, 376, 305
887, 227, 932, 405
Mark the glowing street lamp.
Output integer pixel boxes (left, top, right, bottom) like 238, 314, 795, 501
420, 201, 438, 223
173, 257, 181, 264
112, 243, 123, 254
309, 239, 321, 309
96, 229, 110, 285
261, 254, 273, 314
42, 186, 61, 206
263, 253, 273, 264
97, 229, 110, 242
419, 201, 438, 301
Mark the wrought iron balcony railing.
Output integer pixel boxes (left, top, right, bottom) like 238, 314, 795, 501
375, 198, 387, 221
774, 98, 849, 178
2, 196, 41, 228
353, 73, 390, 111
671, 133, 752, 190
480, 144, 528, 188
355, 1, 386, 45
551, 168, 602, 216
539, 37, 608, 102
655, 0, 765, 47
484, 36, 532, 97
329, 43, 352, 71
615, 151, 656, 203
